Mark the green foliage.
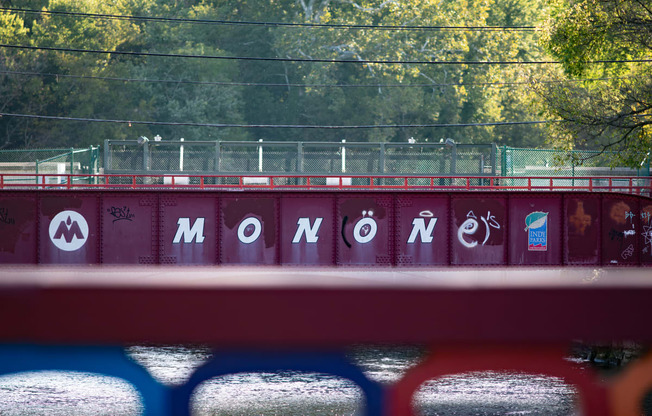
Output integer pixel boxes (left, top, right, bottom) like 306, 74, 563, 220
0, 0, 551, 149
538, 0, 652, 168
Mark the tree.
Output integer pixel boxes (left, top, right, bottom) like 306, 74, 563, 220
0, 0, 550, 148
0, 2, 48, 149
537, 0, 652, 168
0, 0, 246, 148
268, 0, 550, 145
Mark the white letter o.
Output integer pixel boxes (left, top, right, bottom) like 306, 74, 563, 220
353, 217, 377, 244
237, 217, 262, 244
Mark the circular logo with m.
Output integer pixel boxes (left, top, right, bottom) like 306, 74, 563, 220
48, 210, 89, 251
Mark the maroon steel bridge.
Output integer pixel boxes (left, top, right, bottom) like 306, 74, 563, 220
1, 174, 651, 266
1, 174, 652, 415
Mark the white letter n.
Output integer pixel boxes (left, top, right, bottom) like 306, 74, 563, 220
173, 218, 205, 244
407, 218, 437, 243
292, 217, 323, 243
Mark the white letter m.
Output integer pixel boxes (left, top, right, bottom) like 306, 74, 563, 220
173, 218, 206, 244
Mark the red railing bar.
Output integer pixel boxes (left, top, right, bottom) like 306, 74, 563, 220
1, 174, 651, 194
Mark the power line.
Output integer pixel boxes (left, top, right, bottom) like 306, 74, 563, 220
0, 7, 539, 32
1, 43, 562, 65
3, 43, 652, 66
0, 69, 628, 89
0, 112, 550, 129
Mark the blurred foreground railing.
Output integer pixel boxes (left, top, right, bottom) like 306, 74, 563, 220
1, 173, 651, 195
1, 267, 652, 415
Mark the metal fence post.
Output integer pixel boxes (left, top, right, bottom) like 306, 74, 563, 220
90, 146, 98, 184
297, 141, 304, 173
214, 141, 221, 173
379, 143, 386, 186
104, 140, 111, 173
87, 146, 92, 175
143, 141, 150, 171
84, 146, 90, 184
439, 145, 446, 185
447, 140, 456, 175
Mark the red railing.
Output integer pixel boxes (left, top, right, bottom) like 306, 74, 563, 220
1, 173, 651, 194
2, 267, 652, 415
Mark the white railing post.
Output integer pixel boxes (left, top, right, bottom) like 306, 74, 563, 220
341, 139, 346, 174
179, 138, 184, 172
258, 139, 263, 173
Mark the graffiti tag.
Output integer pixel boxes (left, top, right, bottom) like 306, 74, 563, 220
569, 202, 591, 235
643, 224, 652, 253
0, 207, 15, 225
625, 211, 636, 222
458, 210, 500, 248
642, 211, 651, 223
608, 228, 625, 248
107, 206, 135, 223
621, 244, 634, 260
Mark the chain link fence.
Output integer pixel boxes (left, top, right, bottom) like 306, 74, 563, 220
498, 146, 651, 190
0, 147, 100, 185
499, 146, 649, 176
104, 139, 652, 188
104, 139, 497, 177
3, 142, 649, 188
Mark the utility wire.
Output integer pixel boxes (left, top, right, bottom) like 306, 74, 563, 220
1, 43, 564, 65
0, 112, 550, 129
5, 43, 652, 65
0, 7, 539, 32
0, 69, 628, 89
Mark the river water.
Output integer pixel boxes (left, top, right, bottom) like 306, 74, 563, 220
0, 345, 580, 415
